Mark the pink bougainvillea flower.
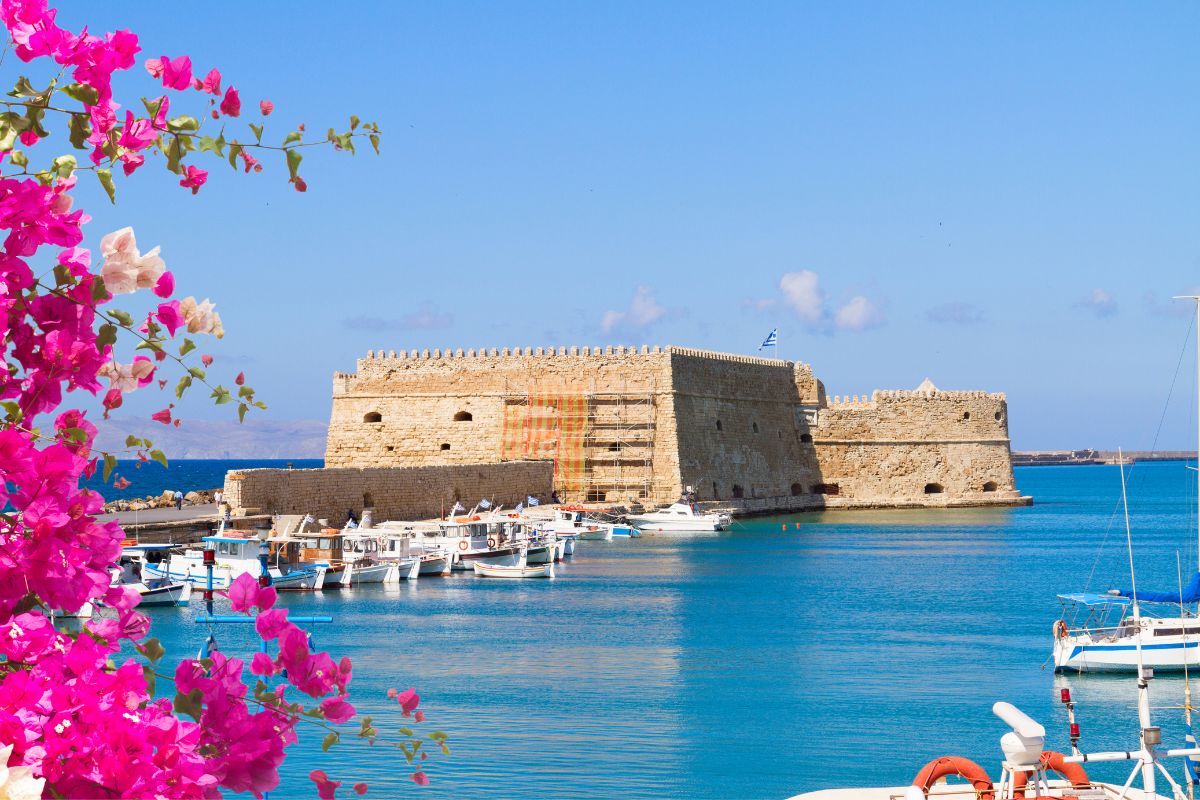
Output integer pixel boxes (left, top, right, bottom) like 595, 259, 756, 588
250, 651, 277, 677
144, 56, 164, 77
397, 688, 420, 716
320, 695, 356, 724
294, 177, 308, 192
201, 354, 213, 367
150, 407, 172, 425
201, 67, 221, 95
158, 54, 192, 89
121, 152, 145, 176
260, 99, 274, 116
239, 150, 259, 173
415, 710, 425, 723
219, 86, 241, 117
113, 476, 131, 489
386, 688, 398, 699
118, 111, 156, 151
411, 772, 429, 786
18, 130, 38, 146
156, 300, 184, 336
354, 783, 368, 795
226, 573, 258, 612
255, 608, 290, 640
235, 371, 245, 386
179, 164, 208, 195
153, 271, 174, 298
309, 770, 342, 800
102, 388, 123, 412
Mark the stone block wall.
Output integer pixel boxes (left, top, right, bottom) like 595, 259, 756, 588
223, 460, 554, 524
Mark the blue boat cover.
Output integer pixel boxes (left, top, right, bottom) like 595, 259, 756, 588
1117, 571, 1200, 604
1057, 593, 1131, 607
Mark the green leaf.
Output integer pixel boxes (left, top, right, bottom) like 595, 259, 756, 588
335, 132, 355, 155
369, 134, 380, 155
60, 83, 99, 106
188, 367, 206, 380
102, 453, 117, 482
8, 150, 26, 168
165, 136, 183, 174
286, 149, 302, 181
359, 716, 374, 735
166, 115, 200, 133
237, 402, 248, 423
0, 126, 17, 153
175, 375, 192, 400
350, 115, 360, 130
179, 338, 196, 357
173, 688, 203, 721
125, 435, 142, 448
137, 637, 166, 663
51, 154, 76, 179
428, 731, 448, 742
197, 135, 225, 157
282, 130, 301, 146
322, 732, 339, 752
109, 309, 134, 327
237, 385, 254, 398
142, 663, 156, 697
142, 96, 163, 119
95, 323, 117, 352
9, 76, 39, 98
96, 168, 115, 204
62, 427, 87, 443
211, 386, 233, 405
227, 142, 243, 170
91, 275, 109, 302
149, 449, 168, 469
250, 123, 263, 143
252, 400, 267, 410
399, 726, 414, 737
68, 113, 90, 150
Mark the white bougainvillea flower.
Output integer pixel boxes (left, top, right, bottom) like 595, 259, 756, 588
98, 227, 167, 295
0, 743, 45, 800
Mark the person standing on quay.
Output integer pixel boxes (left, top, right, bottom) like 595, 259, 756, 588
173, 490, 183, 510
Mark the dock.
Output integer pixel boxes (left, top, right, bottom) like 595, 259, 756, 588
1013, 450, 1197, 466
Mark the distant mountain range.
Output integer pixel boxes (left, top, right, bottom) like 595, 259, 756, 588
94, 417, 328, 459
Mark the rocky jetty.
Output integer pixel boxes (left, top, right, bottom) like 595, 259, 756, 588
102, 488, 220, 514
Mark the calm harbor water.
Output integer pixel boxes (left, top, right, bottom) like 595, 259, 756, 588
83, 459, 324, 502
141, 462, 1200, 798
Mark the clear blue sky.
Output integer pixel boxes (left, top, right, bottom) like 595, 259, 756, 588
59, 2, 1200, 450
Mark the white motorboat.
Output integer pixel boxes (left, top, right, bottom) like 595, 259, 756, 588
473, 560, 554, 579
112, 544, 192, 606
419, 549, 451, 575
625, 502, 731, 532
144, 534, 326, 591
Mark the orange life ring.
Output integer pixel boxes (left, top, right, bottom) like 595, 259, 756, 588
487, 537, 497, 548
912, 756, 994, 800
1013, 750, 1089, 792
1054, 620, 1069, 639
457, 540, 468, 551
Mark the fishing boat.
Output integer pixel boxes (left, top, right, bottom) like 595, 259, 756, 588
144, 533, 326, 590
473, 559, 554, 578
1054, 296, 1200, 672
625, 502, 731, 533
112, 544, 193, 606
341, 533, 408, 584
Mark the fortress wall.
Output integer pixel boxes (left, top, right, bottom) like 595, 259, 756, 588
223, 461, 554, 524
813, 391, 1019, 503
325, 347, 673, 470
668, 351, 821, 501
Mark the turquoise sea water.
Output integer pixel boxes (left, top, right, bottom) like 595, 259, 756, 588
83, 459, 324, 501
140, 462, 1200, 798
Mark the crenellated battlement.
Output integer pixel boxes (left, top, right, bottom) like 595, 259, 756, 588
353, 344, 799, 369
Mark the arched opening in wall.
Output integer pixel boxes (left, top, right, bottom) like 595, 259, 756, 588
962, 412, 971, 420
385, 445, 395, 452
812, 483, 840, 496
982, 481, 998, 492
363, 411, 382, 423
586, 488, 606, 502
924, 483, 944, 494
732, 484, 745, 499
712, 482, 719, 500
716, 419, 722, 431
790, 483, 804, 496
453, 411, 473, 422
752, 422, 759, 434
994, 411, 1002, 421
440, 443, 451, 451
363, 492, 374, 508
800, 433, 813, 444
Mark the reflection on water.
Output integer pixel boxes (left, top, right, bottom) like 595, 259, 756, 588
138, 463, 1200, 798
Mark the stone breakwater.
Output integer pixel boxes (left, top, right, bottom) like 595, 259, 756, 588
102, 487, 220, 514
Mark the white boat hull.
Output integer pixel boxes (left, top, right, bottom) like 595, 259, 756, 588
419, 553, 450, 575
136, 581, 192, 607
143, 563, 324, 591
1054, 631, 1200, 672
348, 562, 393, 585
472, 561, 554, 578
452, 546, 523, 571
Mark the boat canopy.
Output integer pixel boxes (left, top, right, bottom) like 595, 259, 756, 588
1057, 592, 1132, 607
1117, 572, 1200, 604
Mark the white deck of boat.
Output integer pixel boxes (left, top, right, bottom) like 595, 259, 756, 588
788, 785, 1163, 799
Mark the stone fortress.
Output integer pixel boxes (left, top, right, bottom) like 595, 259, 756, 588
313, 345, 1024, 512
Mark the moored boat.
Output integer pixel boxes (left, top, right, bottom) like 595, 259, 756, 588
625, 502, 731, 533
144, 534, 326, 591
473, 560, 554, 579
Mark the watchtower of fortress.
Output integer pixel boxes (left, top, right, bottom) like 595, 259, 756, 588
324, 346, 1022, 509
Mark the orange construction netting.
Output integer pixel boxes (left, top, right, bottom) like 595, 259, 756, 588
501, 384, 589, 495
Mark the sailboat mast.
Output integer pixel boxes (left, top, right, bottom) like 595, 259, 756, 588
1119, 448, 1157, 795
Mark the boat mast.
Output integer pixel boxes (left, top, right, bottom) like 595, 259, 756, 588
1119, 447, 1157, 795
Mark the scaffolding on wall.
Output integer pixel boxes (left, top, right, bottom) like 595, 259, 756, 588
500, 379, 656, 503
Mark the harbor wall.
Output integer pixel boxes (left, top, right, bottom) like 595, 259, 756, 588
223, 460, 553, 524
321, 345, 1026, 510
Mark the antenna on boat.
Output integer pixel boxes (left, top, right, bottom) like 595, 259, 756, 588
1119, 447, 1159, 795
1180, 551, 1197, 800
1174, 295, 1200, 583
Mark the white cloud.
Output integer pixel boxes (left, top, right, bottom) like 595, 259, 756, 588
1077, 288, 1117, 318
601, 286, 666, 334
779, 271, 826, 326
834, 295, 885, 331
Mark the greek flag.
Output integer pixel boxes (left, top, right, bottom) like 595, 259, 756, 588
479, 498, 492, 509
515, 502, 524, 514
1187, 722, 1200, 783
450, 501, 465, 515
759, 328, 777, 350
527, 495, 540, 506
